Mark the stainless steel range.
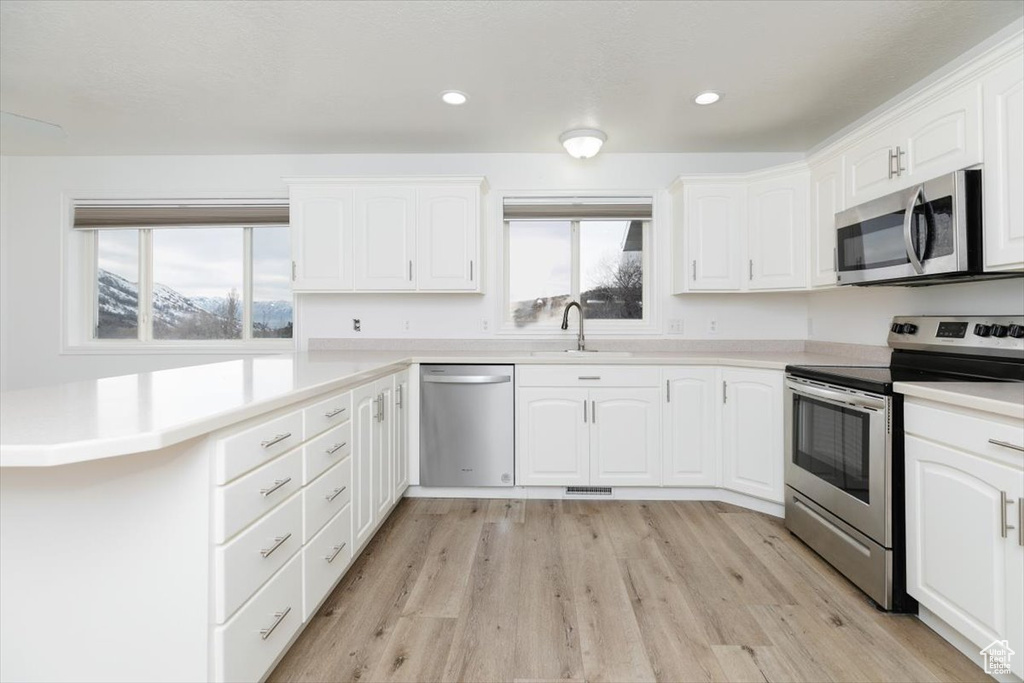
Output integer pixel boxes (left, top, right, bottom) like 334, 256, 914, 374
784, 315, 1024, 611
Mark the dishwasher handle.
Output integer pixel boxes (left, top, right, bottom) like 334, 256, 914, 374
422, 375, 512, 385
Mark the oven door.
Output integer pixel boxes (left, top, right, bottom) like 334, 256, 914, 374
835, 172, 969, 285
784, 377, 890, 546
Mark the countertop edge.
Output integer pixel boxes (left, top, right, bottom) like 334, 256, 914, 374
895, 381, 1024, 421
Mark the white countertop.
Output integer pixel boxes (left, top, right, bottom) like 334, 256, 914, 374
895, 381, 1024, 420
0, 349, 853, 467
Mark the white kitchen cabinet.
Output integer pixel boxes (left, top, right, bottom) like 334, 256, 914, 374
416, 186, 479, 290
393, 370, 410, 498
845, 128, 896, 208
289, 185, 354, 292
374, 376, 395, 520
517, 388, 590, 486
684, 183, 746, 291
983, 56, 1024, 272
353, 187, 417, 291
809, 155, 844, 287
662, 368, 719, 487
747, 171, 809, 290
352, 382, 377, 551
590, 388, 661, 486
721, 368, 784, 503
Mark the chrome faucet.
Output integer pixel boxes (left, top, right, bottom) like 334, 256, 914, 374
561, 301, 585, 351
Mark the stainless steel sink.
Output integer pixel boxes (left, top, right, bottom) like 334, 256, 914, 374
530, 350, 634, 357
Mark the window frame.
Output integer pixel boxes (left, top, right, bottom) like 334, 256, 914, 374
497, 191, 659, 336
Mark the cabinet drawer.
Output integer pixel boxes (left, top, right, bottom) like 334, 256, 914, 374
304, 391, 352, 439
214, 448, 303, 544
303, 504, 353, 620
213, 553, 302, 683
905, 400, 1024, 463
215, 411, 303, 485
516, 365, 660, 388
303, 422, 352, 484
304, 457, 353, 542
215, 493, 302, 623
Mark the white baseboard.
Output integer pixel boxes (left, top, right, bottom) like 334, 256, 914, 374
403, 485, 784, 518
917, 606, 1022, 683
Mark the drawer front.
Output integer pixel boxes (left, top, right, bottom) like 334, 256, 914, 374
304, 391, 353, 439
516, 365, 661, 388
214, 553, 302, 683
905, 400, 1024, 463
215, 411, 303, 485
215, 493, 302, 623
303, 422, 352, 484
303, 457, 353, 542
303, 504, 353, 620
214, 448, 303, 544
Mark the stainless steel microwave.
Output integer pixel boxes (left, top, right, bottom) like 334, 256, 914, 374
835, 169, 983, 286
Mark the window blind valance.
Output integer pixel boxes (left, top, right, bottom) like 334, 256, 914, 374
73, 201, 289, 230
502, 196, 653, 221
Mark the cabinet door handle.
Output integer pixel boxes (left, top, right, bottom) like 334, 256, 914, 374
260, 533, 292, 558
291, 261, 297, 281
326, 441, 347, 455
409, 260, 413, 281
833, 247, 838, 272
260, 606, 292, 640
469, 260, 474, 281
896, 146, 906, 176
1019, 498, 1023, 547
578, 376, 601, 381
749, 259, 753, 280
989, 438, 1024, 453
583, 401, 587, 423
396, 384, 403, 408
591, 400, 596, 424
259, 477, 292, 498
260, 433, 292, 449
325, 407, 346, 418
326, 486, 346, 503
325, 543, 347, 563
666, 379, 670, 403
723, 380, 728, 404
1000, 491, 1016, 538
888, 148, 898, 179
692, 260, 697, 281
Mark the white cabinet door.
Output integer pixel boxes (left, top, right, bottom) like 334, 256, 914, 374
393, 370, 410, 499
685, 184, 745, 291
374, 377, 394, 521
416, 186, 479, 291
903, 83, 983, 183
721, 369, 784, 502
906, 434, 1023, 670
353, 187, 416, 291
351, 383, 376, 551
983, 57, 1024, 272
747, 172, 808, 290
590, 388, 661, 487
517, 388, 590, 486
846, 130, 898, 207
662, 368, 718, 487
809, 155, 843, 287
289, 186, 354, 291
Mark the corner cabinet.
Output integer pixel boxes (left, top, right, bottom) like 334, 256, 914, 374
662, 368, 719, 486
721, 368, 784, 502
809, 154, 844, 288
287, 177, 487, 293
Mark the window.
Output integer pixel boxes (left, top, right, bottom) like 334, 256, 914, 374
503, 198, 651, 330
77, 201, 292, 347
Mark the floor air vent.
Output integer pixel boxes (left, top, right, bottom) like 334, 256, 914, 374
565, 486, 613, 496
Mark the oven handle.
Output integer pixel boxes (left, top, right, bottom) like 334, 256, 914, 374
903, 185, 926, 275
785, 378, 886, 412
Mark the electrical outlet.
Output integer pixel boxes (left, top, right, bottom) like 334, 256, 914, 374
707, 319, 718, 335
668, 319, 684, 334
353, 318, 361, 332
481, 318, 490, 332
403, 320, 411, 332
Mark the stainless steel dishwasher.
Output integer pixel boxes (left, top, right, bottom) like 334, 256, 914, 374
420, 364, 514, 487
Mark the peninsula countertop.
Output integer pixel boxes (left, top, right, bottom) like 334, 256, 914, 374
0, 349, 856, 467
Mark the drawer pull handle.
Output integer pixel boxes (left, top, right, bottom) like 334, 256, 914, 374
325, 407, 346, 418
260, 433, 292, 449
260, 533, 292, 558
578, 376, 601, 380
259, 477, 292, 497
989, 438, 1024, 453
259, 606, 291, 640
326, 486, 347, 503
326, 442, 347, 455
325, 542, 347, 563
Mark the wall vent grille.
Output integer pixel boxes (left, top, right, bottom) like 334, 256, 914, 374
565, 486, 613, 496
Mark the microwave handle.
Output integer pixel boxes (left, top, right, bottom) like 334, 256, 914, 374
902, 185, 926, 275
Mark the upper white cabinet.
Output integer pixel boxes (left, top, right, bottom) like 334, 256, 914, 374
662, 368, 718, 487
287, 177, 486, 293
982, 55, 1024, 272
809, 154, 844, 288
747, 171, 809, 290
721, 368, 784, 503
682, 183, 746, 291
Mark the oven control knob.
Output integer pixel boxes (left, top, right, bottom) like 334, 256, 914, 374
991, 324, 1009, 338
1008, 324, 1024, 339
903, 323, 918, 334
974, 324, 992, 337
891, 323, 906, 334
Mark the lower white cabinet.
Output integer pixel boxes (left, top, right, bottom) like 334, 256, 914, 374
393, 370, 411, 498
517, 388, 590, 486
374, 376, 395, 521
590, 388, 661, 486
352, 382, 377, 551
721, 368, 784, 503
303, 503, 353, 620
662, 368, 719, 486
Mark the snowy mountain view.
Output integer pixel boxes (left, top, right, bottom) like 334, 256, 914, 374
97, 269, 292, 339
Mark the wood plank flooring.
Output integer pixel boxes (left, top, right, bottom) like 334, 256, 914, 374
269, 499, 989, 683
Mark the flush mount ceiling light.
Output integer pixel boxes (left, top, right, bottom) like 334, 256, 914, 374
694, 91, 721, 105
559, 129, 607, 159
440, 90, 468, 105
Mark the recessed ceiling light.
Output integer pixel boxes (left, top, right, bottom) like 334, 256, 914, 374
559, 129, 607, 159
694, 91, 721, 105
441, 91, 468, 105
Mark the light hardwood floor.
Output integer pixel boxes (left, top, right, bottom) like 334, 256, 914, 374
269, 499, 989, 683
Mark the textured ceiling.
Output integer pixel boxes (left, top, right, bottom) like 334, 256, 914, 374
1, 0, 1022, 155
